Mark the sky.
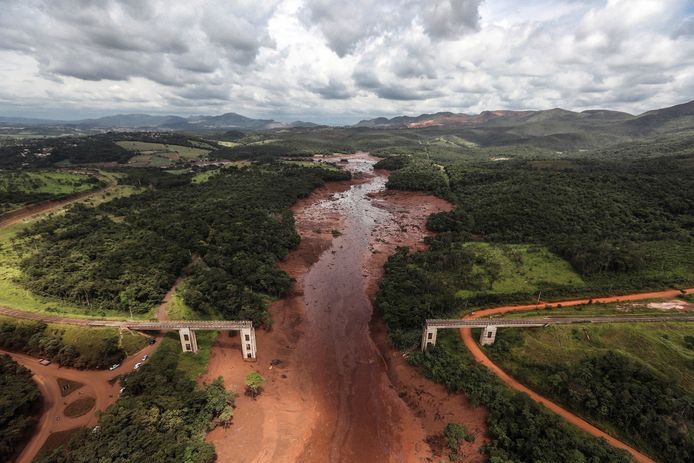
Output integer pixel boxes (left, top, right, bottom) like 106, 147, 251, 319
0, 0, 693, 124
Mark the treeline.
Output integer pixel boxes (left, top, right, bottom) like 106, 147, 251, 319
377, 154, 694, 295
384, 158, 449, 196
0, 319, 124, 369
37, 339, 234, 463
0, 132, 216, 168
410, 337, 632, 463
18, 164, 350, 323
0, 354, 42, 463
488, 335, 693, 463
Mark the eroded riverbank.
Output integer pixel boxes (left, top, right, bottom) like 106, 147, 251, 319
203, 153, 486, 462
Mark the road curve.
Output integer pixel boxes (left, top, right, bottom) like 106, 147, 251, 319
460, 287, 694, 463
4, 338, 161, 463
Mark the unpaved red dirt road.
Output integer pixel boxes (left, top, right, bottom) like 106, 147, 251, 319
203, 154, 487, 462
460, 288, 694, 463
4, 339, 161, 463
0, 180, 113, 230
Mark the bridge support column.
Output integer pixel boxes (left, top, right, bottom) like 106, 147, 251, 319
421, 325, 438, 351
480, 325, 497, 346
240, 326, 257, 361
179, 327, 198, 353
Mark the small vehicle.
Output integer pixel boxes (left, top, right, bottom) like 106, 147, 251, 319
133, 362, 142, 370
119, 387, 125, 394
142, 354, 149, 362
148, 338, 156, 345
39, 359, 51, 366
109, 364, 120, 371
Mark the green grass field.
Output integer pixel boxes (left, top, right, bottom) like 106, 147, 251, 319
116, 141, 210, 167
0, 170, 101, 213
120, 331, 149, 355
157, 331, 216, 380
0, 177, 145, 320
506, 298, 693, 318
0, 314, 125, 360
454, 243, 584, 299
490, 322, 694, 394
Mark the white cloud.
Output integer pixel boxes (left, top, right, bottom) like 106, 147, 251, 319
0, 0, 692, 122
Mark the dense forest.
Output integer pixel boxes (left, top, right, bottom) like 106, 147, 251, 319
17, 164, 350, 323
487, 333, 693, 462
375, 151, 694, 461
0, 354, 42, 463
37, 338, 234, 463
0, 133, 218, 168
0, 319, 125, 369
0, 171, 103, 213
377, 154, 694, 309
409, 335, 632, 463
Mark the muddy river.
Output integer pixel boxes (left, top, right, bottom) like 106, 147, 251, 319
204, 153, 486, 463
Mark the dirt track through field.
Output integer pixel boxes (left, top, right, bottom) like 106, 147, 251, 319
460, 288, 694, 463
0, 179, 112, 230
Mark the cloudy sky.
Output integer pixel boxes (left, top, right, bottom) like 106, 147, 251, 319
0, 0, 693, 123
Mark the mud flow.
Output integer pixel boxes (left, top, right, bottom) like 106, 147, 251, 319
205, 154, 485, 463
297, 157, 410, 462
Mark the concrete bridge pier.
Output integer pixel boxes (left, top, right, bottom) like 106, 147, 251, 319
421, 324, 438, 351
240, 326, 257, 361
480, 325, 497, 346
179, 327, 198, 353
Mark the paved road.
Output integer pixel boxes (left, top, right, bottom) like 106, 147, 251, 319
459, 287, 694, 463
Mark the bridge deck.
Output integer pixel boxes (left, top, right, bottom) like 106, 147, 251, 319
426, 315, 694, 329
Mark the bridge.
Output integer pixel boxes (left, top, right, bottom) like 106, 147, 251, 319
0, 307, 256, 360
421, 315, 694, 351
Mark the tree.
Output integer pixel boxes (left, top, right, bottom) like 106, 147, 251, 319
244, 372, 265, 399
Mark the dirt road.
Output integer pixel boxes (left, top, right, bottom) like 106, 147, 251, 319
0, 174, 113, 230
5, 339, 161, 463
460, 288, 694, 463
203, 154, 487, 462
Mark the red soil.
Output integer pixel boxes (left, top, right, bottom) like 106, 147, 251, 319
203, 153, 487, 462
460, 287, 694, 463
4, 339, 161, 463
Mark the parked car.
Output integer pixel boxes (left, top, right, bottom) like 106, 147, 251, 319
119, 387, 125, 394
142, 354, 149, 362
109, 363, 120, 371
148, 338, 156, 345
133, 362, 142, 370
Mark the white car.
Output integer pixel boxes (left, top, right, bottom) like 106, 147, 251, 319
141, 354, 149, 362
109, 364, 120, 371
133, 362, 142, 370
119, 387, 125, 394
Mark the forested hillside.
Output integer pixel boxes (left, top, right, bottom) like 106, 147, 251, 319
17, 164, 350, 323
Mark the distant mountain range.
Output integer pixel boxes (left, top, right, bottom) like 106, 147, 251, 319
355, 100, 694, 131
0, 100, 692, 135
0, 113, 321, 131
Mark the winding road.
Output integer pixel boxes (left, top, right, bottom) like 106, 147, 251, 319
460, 287, 694, 463
4, 339, 161, 463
